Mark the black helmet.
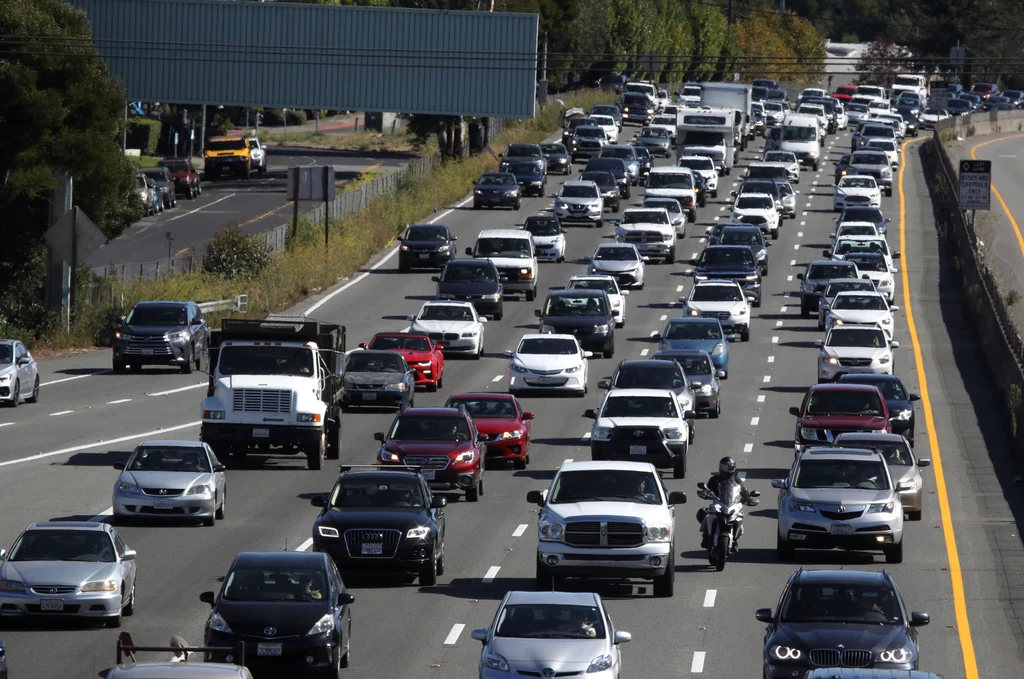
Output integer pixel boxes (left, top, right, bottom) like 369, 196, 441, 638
719, 456, 737, 475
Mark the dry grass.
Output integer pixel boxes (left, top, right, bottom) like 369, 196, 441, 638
259, 128, 433, 155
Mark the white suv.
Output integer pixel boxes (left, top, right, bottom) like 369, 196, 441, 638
614, 207, 676, 263
816, 324, 899, 382
527, 459, 688, 598
680, 280, 752, 342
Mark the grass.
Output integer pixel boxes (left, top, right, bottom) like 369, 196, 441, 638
257, 128, 434, 155
342, 170, 386, 192
127, 155, 162, 168
27, 90, 617, 352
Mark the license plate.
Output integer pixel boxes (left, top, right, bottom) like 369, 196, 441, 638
629, 445, 647, 455
253, 427, 270, 438
362, 392, 377, 401
40, 599, 64, 612
141, 349, 154, 356
831, 524, 853, 535
419, 253, 431, 259
361, 543, 383, 555
535, 377, 562, 385
153, 498, 174, 509
257, 643, 283, 657
420, 469, 436, 480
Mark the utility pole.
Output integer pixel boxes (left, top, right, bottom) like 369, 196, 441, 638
727, 0, 734, 25
779, 0, 786, 14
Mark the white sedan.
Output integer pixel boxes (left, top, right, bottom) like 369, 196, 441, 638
824, 290, 898, 340
505, 334, 591, 397
833, 176, 882, 212
408, 301, 487, 358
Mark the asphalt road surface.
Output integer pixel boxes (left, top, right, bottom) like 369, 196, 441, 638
2, 127, 1022, 679
85, 147, 414, 271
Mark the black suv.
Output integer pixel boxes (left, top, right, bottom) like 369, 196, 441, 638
397, 223, 457, 272
580, 170, 622, 212
719, 224, 771, 275
583, 157, 631, 198
310, 467, 447, 585
757, 568, 929, 679
200, 551, 354, 676
111, 300, 208, 374
502, 143, 546, 174
797, 259, 861, 317
433, 259, 504, 320
692, 245, 763, 307
535, 288, 616, 358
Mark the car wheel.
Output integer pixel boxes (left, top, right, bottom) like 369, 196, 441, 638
513, 457, 527, 470
6, 380, 18, 408
526, 288, 536, 302
885, 539, 904, 563
493, 308, 503, 321
906, 510, 922, 521
771, 229, 779, 240
181, 345, 195, 374
776, 534, 795, 561
753, 297, 761, 308
306, 433, 325, 471
652, 552, 675, 598
536, 561, 554, 590
466, 481, 480, 502
741, 330, 750, 342
673, 455, 686, 479
216, 488, 226, 520
26, 376, 39, 403
474, 342, 483, 360
419, 548, 438, 586
604, 343, 614, 359
104, 610, 122, 628
710, 401, 721, 418
801, 303, 812, 318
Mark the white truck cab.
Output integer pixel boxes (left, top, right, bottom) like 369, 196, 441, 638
467, 228, 539, 301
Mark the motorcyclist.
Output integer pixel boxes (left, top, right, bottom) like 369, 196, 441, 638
698, 456, 752, 549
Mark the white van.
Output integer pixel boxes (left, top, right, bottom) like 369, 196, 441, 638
468, 229, 539, 301
779, 114, 822, 170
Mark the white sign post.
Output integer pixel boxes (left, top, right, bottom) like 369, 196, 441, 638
959, 159, 991, 233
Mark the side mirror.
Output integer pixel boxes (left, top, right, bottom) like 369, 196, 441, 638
583, 351, 594, 358
113, 315, 126, 327
358, 343, 367, 349
697, 481, 707, 491
338, 591, 355, 606
897, 481, 915, 492
917, 458, 932, 468
431, 276, 440, 282
200, 591, 216, 607
583, 256, 592, 262
755, 608, 773, 623
730, 191, 737, 197
471, 628, 488, 643
789, 406, 801, 416
465, 247, 474, 256
598, 379, 611, 390
430, 495, 448, 509
310, 495, 326, 508
771, 478, 787, 489
653, 333, 662, 340
683, 410, 696, 420
503, 350, 513, 358
910, 612, 930, 627
885, 217, 892, 222
667, 491, 687, 505
122, 549, 137, 561
621, 289, 629, 295
641, 256, 650, 263
113, 462, 125, 470
478, 432, 488, 442
452, 235, 458, 240
583, 409, 598, 419
612, 309, 620, 317
406, 315, 415, 322
909, 393, 921, 401
480, 317, 489, 323
614, 630, 632, 644
396, 236, 404, 241
715, 369, 726, 378
750, 490, 761, 498
829, 232, 836, 238
534, 309, 543, 318
892, 250, 901, 259
522, 412, 535, 420
213, 463, 226, 472
191, 317, 203, 326
890, 340, 900, 348
823, 249, 832, 257
526, 490, 545, 506
813, 339, 824, 347
890, 305, 900, 311
373, 432, 385, 441
796, 273, 804, 280
766, 241, 773, 247
705, 226, 713, 234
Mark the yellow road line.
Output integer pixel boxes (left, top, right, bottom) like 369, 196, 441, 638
970, 135, 1024, 262
899, 137, 979, 679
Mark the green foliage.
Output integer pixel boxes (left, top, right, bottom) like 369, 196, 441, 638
125, 119, 162, 156
286, 109, 308, 126
203, 224, 273, 280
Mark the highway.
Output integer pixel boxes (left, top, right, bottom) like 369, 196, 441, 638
85, 147, 414, 271
1, 125, 1022, 679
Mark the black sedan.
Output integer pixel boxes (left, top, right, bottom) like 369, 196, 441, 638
200, 550, 354, 676
758, 568, 928, 679
472, 172, 521, 210
580, 170, 621, 212
839, 373, 921, 444
540, 142, 572, 175
341, 350, 416, 411
535, 288, 616, 358
311, 467, 446, 585
397, 223, 457, 272
500, 160, 547, 196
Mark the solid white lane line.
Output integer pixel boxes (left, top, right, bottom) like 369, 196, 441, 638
107, 398, 132, 405
772, 336, 779, 343
691, 651, 706, 673
0, 421, 201, 468
148, 382, 207, 397
168, 193, 236, 222
763, 376, 771, 383
0, 423, 12, 429
41, 369, 113, 386
444, 624, 466, 645
513, 524, 528, 537
768, 356, 776, 363
492, 375, 503, 382
482, 566, 501, 583
743, 443, 753, 454
757, 395, 766, 403
703, 589, 718, 607
751, 417, 760, 426
640, 349, 650, 357
50, 410, 73, 416
296, 538, 313, 552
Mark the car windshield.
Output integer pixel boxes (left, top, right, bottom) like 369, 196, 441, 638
764, 152, 795, 163
700, 248, 755, 266
660, 353, 712, 375
446, 397, 517, 419
206, 139, 247, 152
475, 238, 531, 259
835, 239, 886, 256
642, 199, 682, 215
390, 415, 471, 441
369, 335, 431, 351
827, 327, 888, 348
494, 603, 607, 640
747, 166, 786, 180
561, 184, 599, 199
837, 225, 878, 237
622, 94, 649, 105
142, 169, 167, 181
847, 103, 869, 113
330, 478, 425, 509
847, 255, 887, 272
127, 446, 211, 473
794, 458, 889, 490
781, 126, 816, 141
541, 143, 567, 154
602, 147, 636, 161
602, 395, 677, 418
736, 196, 773, 210
590, 116, 614, 126
868, 101, 889, 110
742, 182, 777, 196
825, 281, 875, 298
691, 285, 743, 302
478, 174, 515, 186
623, 210, 669, 225
524, 218, 561, 236
633, 146, 651, 158
647, 173, 692, 190
678, 158, 715, 171
839, 438, 913, 466
665, 321, 722, 340
219, 346, 315, 377
778, 183, 794, 197
505, 163, 539, 175
840, 177, 877, 189
680, 130, 724, 145
780, 584, 903, 624
221, 567, 327, 603
806, 388, 884, 416
125, 304, 187, 326
720, 230, 762, 247
948, 100, 971, 112
406, 225, 448, 241
550, 469, 662, 505
612, 366, 684, 389
0, 345, 12, 363
867, 140, 896, 152
844, 378, 906, 401
345, 352, 405, 373
592, 105, 618, 116
568, 279, 617, 294
653, 116, 675, 126
517, 338, 578, 355
594, 247, 637, 261
442, 264, 497, 283
841, 207, 884, 222
507, 145, 541, 158
832, 294, 887, 311
8, 530, 115, 563
924, 108, 945, 116
808, 263, 856, 280
641, 128, 670, 139
853, 153, 888, 166
160, 160, 189, 173
764, 102, 784, 112
543, 295, 608, 317
581, 173, 615, 188
576, 127, 605, 139
419, 305, 474, 321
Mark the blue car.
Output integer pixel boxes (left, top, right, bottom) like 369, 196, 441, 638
0, 640, 6, 679
655, 317, 730, 378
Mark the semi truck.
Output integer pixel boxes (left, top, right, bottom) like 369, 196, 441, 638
200, 316, 346, 470
699, 82, 754, 148
676, 108, 736, 175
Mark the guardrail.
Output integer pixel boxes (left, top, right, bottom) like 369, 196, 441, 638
199, 295, 249, 314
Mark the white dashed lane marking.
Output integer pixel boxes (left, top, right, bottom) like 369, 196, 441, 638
703, 589, 718, 607
492, 375, 503, 382
640, 349, 649, 357
768, 356, 776, 363
751, 417, 760, 426
743, 443, 754, 453
691, 651, 706, 673
445, 624, 465, 645
50, 410, 73, 417
763, 376, 771, 383
513, 524, 528, 537
107, 399, 132, 405
757, 395, 766, 403
482, 566, 501, 583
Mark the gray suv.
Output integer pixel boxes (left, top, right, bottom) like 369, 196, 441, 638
112, 300, 208, 374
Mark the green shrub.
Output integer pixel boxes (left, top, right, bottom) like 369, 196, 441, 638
203, 223, 273, 280
125, 118, 162, 155
285, 109, 307, 126
263, 109, 286, 126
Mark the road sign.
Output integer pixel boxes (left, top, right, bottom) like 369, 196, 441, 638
958, 159, 991, 211
639, 50, 664, 76
43, 206, 107, 264
287, 166, 337, 202
929, 87, 949, 112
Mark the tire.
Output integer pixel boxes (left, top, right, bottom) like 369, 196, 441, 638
112, 359, 127, 374
776, 533, 795, 561
652, 552, 675, 598
419, 549, 438, 586
493, 309, 503, 321
514, 201, 522, 211
216, 488, 226, 520
104, 612, 122, 629
122, 581, 135, 617
667, 249, 675, 264
714, 534, 728, 571
753, 297, 761, 308
906, 510, 922, 521
801, 303, 812, 319
307, 433, 325, 471
474, 342, 483, 360
26, 376, 39, 403
203, 512, 215, 527
595, 220, 603, 229
536, 561, 554, 590
885, 539, 904, 563
711, 190, 718, 198
513, 457, 527, 470
466, 481, 480, 502
741, 330, 750, 342
526, 288, 536, 302
673, 455, 686, 479
885, 188, 893, 197
326, 419, 342, 460
771, 229, 779, 241
710, 401, 721, 418
604, 343, 614, 359
181, 346, 195, 374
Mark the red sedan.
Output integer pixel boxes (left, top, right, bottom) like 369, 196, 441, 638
833, 84, 858, 102
444, 392, 534, 469
360, 333, 445, 391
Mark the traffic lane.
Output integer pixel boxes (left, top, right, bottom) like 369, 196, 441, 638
901, 141, 1024, 678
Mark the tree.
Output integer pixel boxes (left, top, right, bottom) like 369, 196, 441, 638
0, 0, 142, 332
855, 38, 913, 85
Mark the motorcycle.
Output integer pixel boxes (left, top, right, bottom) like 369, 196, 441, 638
697, 479, 760, 571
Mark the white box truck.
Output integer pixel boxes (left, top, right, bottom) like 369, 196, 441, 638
700, 82, 754, 148
677, 108, 737, 175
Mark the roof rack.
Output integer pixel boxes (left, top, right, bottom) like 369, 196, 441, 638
115, 637, 245, 666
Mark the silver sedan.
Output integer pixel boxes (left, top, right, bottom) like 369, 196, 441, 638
0, 339, 39, 407
112, 440, 227, 526
0, 521, 137, 627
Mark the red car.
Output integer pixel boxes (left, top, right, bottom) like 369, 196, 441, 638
158, 158, 202, 199
444, 392, 534, 469
833, 84, 858, 102
789, 383, 891, 457
359, 333, 445, 391
376, 407, 485, 501
971, 82, 1000, 100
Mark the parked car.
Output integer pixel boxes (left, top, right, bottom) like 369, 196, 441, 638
0, 339, 39, 407
245, 136, 266, 174
158, 158, 201, 199
141, 167, 177, 209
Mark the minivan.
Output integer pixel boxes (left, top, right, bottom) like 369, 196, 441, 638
467, 229, 539, 301
779, 114, 821, 170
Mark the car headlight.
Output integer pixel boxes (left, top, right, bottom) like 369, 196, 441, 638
117, 481, 141, 495
307, 613, 335, 636
499, 430, 525, 440
823, 355, 839, 365
896, 408, 913, 421
594, 324, 610, 334
880, 317, 892, 325
203, 410, 226, 420
588, 654, 614, 673
538, 521, 563, 541
474, 189, 483, 195
808, 150, 818, 157
485, 293, 501, 301
877, 355, 891, 364
401, 245, 410, 251
592, 426, 613, 441
788, 500, 816, 512
406, 526, 431, 539
209, 611, 233, 634
539, 324, 555, 334
711, 343, 725, 355
81, 579, 118, 593
385, 382, 408, 391
318, 525, 340, 538
437, 245, 450, 252
114, 332, 133, 340
663, 427, 685, 440
830, 318, 844, 326
510, 362, 528, 373
187, 484, 211, 495
379, 450, 400, 463
297, 413, 322, 423
735, 306, 749, 316
461, 331, 477, 338
564, 365, 581, 373
868, 500, 895, 514
456, 450, 476, 463
0, 374, 10, 383
686, 308, 699, 317
0, 580, 25, 592
771, 645, 803, 661
167, 331, 186, 341
878, 647, 912, 663
484, 653, 510, 672
699, 384, 713, 394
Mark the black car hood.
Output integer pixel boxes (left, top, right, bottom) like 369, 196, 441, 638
506, 170, 544, 182
403, 239, 449, 249
123, 324, 187, 336
541, 314, 613, 328
319, 507, 430, 531
216, 599, 327, 636
476, 184, 515, 193
345, 371, 405, 383
436, 281, 501, 296
697, 264, 757, 275
773, 622, 908, 653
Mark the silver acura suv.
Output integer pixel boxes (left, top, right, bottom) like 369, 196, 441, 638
772, 446, 909, 564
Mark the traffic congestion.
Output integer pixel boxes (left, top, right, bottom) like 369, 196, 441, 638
0, 79, 953, 679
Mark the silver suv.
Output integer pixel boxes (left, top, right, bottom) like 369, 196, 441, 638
772, 447, 910, 563
526, 460, 687, 597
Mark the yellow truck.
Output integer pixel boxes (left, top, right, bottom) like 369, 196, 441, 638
204, 136, 253, 180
